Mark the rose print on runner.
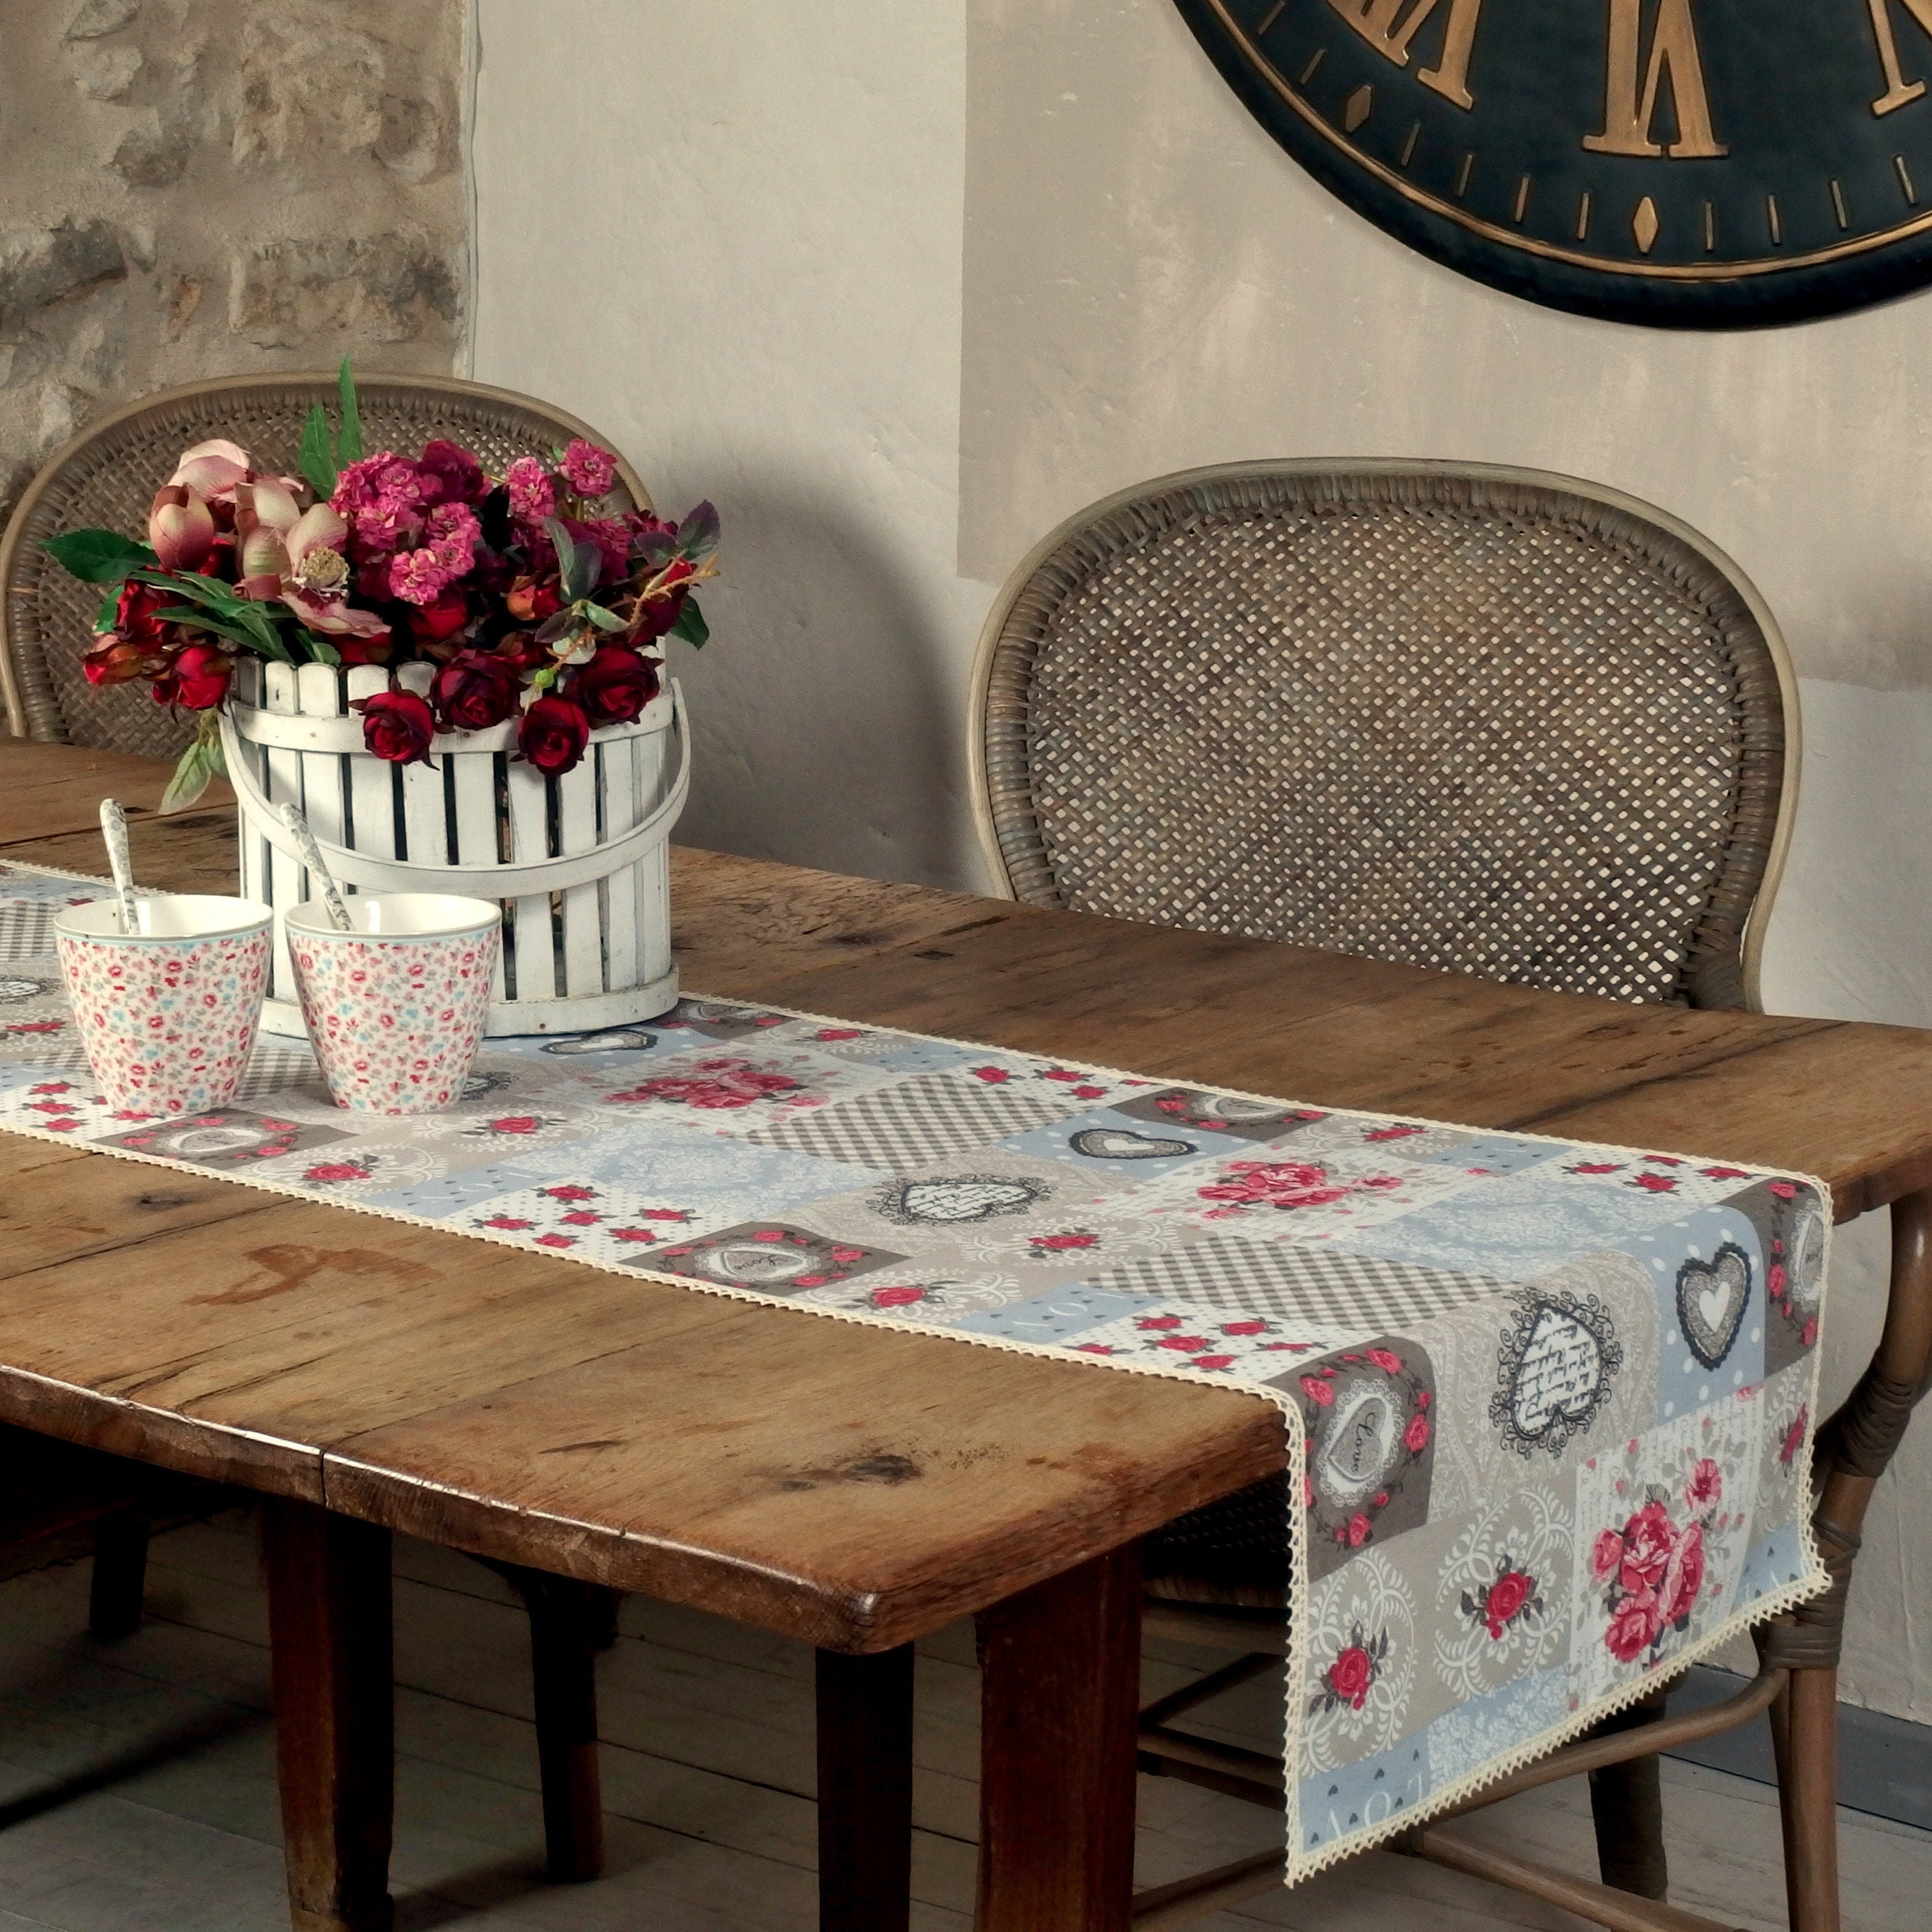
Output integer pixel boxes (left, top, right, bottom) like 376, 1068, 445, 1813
1463, 1559, 1544, 1641
1312, 1624, 1389, 1715
606, 1058, 804, 1110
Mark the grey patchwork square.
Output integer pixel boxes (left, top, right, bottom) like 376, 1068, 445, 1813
0, 902, 66, 960
747, 1074, 1069, 1172
1084, 1236, 1511, 1331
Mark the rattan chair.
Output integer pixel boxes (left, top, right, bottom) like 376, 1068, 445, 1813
0, 370, 647, 1881
969, 459, 1801, 1926
1, 371, 650, 752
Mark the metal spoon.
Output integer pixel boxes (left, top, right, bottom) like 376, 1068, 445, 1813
97, 799, 139, 934
277, 802, 353, 932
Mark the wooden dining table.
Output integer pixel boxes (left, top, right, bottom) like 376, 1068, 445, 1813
2, 737, 1930, 1932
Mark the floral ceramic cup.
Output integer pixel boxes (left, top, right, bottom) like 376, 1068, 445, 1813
54, 896, 273, 1116
286, 894, 501, 1114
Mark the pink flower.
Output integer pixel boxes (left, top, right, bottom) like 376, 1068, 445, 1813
236, 482, 391, 647
1366, 1347, 1403, 1374
1657, 1521, 1705, 1626
149, 484, 216, 571
1618, 1502, 1677, 1592
168, 436, 254, 502
1404, 1413, 1431, 1453
1592, 1530, 1626, 1581
1780, 1406, 1809, 1468
1326, 1646, 1374, 1709
1605, 1585, 1663, 1663
1768, 1180, 1798, 1198
506, 455, 556, 523
1767, 1261, 1788, 1301
872, 1286, 924, 1307
1685, 1459, 1724, 1511
1300, 1374, 1335, 1407
1345, 1513, 1373, 1547
1483, 1568, 1533, 1639
560, 440, 619, 497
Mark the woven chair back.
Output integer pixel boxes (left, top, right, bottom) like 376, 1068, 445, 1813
971, 461, 1798, 1011
1, 373, 650, 759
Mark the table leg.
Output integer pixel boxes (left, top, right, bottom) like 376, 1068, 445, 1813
816, 1644, 915, 1932
974, 1542, 1141, 1932
522, 1573, 606, 1882
1585, 1687, 1668, 1898
1765, 1187, 1932, 1932
264, 1500, 394, 1932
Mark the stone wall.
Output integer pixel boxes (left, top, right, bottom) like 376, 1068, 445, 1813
0, 0, 469, 527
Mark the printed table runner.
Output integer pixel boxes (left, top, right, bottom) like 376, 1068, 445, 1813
0, 861, 1829, 1882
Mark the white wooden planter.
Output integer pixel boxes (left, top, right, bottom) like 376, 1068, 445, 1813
220, 659, 688, 1039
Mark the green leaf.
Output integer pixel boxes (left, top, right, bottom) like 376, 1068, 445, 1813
675, 499, 720, 563
300, 630, 341, 667
160, 741, 219, 815
42, 529, 155, 584
336, 356, 363, 465
669, 597, 709, 649
629, 528, 677, 567
155, 606, 267, 651
546, 517, 598, 603
298, 404, 337, 500
530, 663, 558, 691
582, 602, 627, 634
93, 587, 121, 632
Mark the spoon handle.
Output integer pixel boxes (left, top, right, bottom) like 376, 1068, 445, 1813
98, 799, 138, 935
277, 802, 354, 932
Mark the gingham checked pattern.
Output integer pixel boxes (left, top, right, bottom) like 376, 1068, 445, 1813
748, 1073, 1069, 1171
1085, 1236, 1512, 1330
0, 902, 63, 960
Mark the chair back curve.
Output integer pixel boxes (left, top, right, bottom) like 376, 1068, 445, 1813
969, 459, 1799, 1012
1, 371, 652, 760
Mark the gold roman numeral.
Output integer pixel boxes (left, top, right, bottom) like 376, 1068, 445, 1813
1324, 0, 1485, 111
1866, 0, 1932, 115
1582, 0, 1727, 158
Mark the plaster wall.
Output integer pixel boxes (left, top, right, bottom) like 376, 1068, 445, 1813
473, 0, 1932, 1720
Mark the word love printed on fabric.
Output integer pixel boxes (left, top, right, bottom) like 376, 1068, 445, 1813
0, 861, 1831, 1886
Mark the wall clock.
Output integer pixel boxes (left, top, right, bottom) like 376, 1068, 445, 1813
1173, 0, 1932, 325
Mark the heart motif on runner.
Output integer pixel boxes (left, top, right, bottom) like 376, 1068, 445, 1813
1068, 1128, 1196, 1160
697, 1241, 819, 1285
894, 1179, 1041, 1223
1678, 1243, 1752, 1369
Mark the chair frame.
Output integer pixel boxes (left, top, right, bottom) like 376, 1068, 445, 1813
967, 457, 1802, 1013
967, 460, 1823, 1929
1, 369, 651, 747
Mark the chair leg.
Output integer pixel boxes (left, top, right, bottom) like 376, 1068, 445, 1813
88, 1513, 150, 1640
521, 1572, 606, 1882
1585, 1688, 1669, 1898
816, 1645, 914, 1932
264, 1499, 394, 1932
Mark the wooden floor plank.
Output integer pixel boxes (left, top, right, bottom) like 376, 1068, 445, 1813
0, 1518, 1926, 1932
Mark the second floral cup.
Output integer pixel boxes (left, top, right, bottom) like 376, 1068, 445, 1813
285, 894, 501, 1114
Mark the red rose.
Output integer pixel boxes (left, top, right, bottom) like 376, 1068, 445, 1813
1345, 1513, 1372, 1547
517, 693, 592, 774
418, 439, 488, 504
409, 588, 473, 645
337, 628, 393, 666
433, 649, 523, 732
1326, 1646, 1374, 1710
634, 554, 696, 638
1300, 1374, 1335, 1407
1366, 1347, 1402, 1374
1605, 1585, 1663, 1663
1404, 1412, 1431, 1453
111, 578, 176, 649
353, 688, 438, 766
575, 645, 660, 725
1618, 1501, 1676, 1592
1591, 1530, 1625, 1581
1657, 1521, 1705, 1626
155, 642, 232, 711
1483, 1568, 1533, 1638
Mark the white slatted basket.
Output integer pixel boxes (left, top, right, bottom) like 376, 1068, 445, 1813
221, 659, 688, 1038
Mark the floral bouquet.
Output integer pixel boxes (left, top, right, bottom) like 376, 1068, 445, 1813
43, 362, 717, 808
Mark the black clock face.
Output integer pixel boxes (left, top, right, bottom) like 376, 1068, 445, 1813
1174, 0, 1932, 325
